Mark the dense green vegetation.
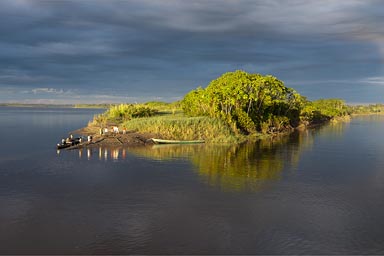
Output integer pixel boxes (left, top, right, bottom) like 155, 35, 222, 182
89, 70, 382, 143
182, 71, 304, 134
300, 98, 349, 125
181, 70, 349, 133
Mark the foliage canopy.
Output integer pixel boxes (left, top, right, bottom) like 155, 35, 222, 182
181, 70, 306, 133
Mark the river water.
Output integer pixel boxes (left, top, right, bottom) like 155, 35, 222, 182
1, 107, 384, 254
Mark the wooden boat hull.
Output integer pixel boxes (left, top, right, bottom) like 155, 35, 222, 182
56, 137, 82, 149
151, 138, 205, 144
57, 143, 72, 149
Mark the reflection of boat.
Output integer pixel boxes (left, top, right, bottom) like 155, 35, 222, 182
151, 138, 205, 144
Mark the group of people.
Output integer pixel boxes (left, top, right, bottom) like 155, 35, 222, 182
61, 134, 74, 144
99, 126, 127, 135
61, 134, 92, 145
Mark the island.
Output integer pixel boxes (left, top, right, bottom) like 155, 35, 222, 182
68, 70, 384, 149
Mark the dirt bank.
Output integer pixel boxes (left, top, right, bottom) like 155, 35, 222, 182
70, 126, 157, 148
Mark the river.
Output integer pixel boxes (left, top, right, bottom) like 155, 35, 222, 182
1, 107, 384, 254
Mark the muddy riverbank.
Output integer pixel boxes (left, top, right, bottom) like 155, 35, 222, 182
70, 126, 157, 148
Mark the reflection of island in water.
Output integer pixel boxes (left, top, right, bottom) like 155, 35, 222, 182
126, 133, 312, 191
72, 122, 349, 191
129, 131, 317, 191
193, 133, 312, 191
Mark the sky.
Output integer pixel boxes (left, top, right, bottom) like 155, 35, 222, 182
1, 0, 384, 104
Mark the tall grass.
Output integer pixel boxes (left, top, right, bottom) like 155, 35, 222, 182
122, 116, 242, 143
87, 102, 246, 143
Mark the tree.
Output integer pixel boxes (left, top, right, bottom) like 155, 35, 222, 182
181, 70, 304, 134
301, 99, 348, 123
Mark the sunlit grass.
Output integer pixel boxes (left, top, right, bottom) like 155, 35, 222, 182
121, 115, 242, 143
88, 102, 248, 143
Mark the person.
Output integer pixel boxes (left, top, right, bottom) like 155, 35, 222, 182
123, 127, 126, 134
99, 128, 103, 135
69, 134, 73, 140
61, 138, 65, 144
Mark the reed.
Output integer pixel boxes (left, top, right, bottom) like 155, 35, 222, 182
122, 116, 242, 143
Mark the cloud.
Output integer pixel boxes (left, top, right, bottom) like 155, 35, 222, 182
35, 41, 114, 56
361, 76, 384, 85
31, 87, 64, 94
0, 0, 384, 103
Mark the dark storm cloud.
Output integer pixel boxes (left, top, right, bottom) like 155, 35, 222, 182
1, 0, 384, 103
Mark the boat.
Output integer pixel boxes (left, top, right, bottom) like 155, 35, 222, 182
56, 137, 82, 149
57, 143, 72, 149
151, 138, 205, 144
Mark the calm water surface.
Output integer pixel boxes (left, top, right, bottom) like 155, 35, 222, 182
1, 107, 384, 254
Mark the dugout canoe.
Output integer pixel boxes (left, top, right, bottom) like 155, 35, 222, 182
151, 138, 205, 144
56, 137, 82, 149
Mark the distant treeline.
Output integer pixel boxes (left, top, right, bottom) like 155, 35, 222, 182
0, 103, 109, 109
348, 104, 384, 114
73, 104, 110, 109
0, 103, 73, 108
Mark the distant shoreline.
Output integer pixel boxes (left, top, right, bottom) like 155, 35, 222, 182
0, 103, 108, 109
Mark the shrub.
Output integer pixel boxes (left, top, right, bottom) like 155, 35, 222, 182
104, 104, 158, 122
